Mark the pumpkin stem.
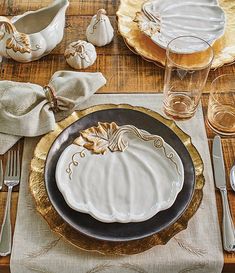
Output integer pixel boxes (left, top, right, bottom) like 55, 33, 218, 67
72, 41, 86, 54
97, 9, 106, 20
76, 44, 85, 55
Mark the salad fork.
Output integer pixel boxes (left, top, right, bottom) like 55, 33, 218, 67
0, 149, 20, 256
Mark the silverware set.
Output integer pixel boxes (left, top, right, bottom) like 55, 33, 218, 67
0, 148, 21, 256
212, 135, 235, 252
0, 160, 3, 191
0, 136, 234, 255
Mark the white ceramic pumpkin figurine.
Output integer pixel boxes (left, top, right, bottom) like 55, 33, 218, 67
64, 40, 97, 69
86, 9, 114, 47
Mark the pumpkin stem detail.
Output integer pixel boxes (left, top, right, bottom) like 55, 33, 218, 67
71, 41, 86, 55
75, 44, 85, 55
97, 9, 106, 20
72, 42, 90, 62
90, 9, 107, 34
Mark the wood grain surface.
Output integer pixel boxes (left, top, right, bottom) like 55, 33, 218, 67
0, 1, 235, 272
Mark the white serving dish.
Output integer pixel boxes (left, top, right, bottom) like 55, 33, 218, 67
136, 0, 226, 53
55, 122, 184, 223
0, 0, 69, 63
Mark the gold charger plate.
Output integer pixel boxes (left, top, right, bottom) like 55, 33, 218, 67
117, 0, 235, 69
29, 104, 205, 255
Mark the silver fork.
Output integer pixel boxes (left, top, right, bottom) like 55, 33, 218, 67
0, 159, 3, 190
0, 149, 20, 256
142, 6, 160, 24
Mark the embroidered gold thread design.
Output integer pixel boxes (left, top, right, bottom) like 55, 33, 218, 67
178, 263, 205, 273
86, 263, 148, 273
121, 263, 148, 273
174, 237, 207, 257
86, 263, 112, 273
26, 238, 61, 259
23, 265, 51, 273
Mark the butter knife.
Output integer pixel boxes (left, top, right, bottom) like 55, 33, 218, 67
212, 135, 235, 252
0, 160, 3, 190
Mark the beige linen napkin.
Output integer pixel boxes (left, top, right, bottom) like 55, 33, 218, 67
0, 70, 106, 154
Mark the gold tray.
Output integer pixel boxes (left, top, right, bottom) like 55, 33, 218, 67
117, 0, 235, 69
29, 104, 205, 255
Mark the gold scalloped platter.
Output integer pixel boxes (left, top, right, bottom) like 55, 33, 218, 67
117, 0, 235, 69
29, 104, 205, 255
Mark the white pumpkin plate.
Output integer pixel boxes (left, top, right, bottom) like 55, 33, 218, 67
136, 0, 226, 53
55, 122, 184, 223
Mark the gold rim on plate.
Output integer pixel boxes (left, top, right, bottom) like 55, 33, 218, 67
29, 104, 205, 255
116, 0, 235, 69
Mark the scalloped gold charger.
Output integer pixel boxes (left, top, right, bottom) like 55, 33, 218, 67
117, 0, 235, 69
29, 104, 204, 255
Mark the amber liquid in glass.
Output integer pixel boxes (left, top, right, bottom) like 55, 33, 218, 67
208, 103, 235, 135
163, 93, 196, 119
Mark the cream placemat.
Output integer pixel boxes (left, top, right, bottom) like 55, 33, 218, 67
10, 94, 223, 273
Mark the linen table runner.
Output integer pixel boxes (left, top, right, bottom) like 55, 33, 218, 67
10, 94, 223, 273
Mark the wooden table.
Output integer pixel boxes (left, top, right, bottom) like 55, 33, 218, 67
0, 0, 235, 272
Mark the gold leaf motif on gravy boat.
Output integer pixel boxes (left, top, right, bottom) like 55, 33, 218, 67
6, 32, 31, 53
0, 17, 31, 54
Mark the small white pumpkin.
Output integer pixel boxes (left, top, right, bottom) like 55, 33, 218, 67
64, 40, 97, 69
86, 9, 114, 47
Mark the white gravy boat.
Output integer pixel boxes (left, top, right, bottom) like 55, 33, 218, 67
0, 0, 69, 62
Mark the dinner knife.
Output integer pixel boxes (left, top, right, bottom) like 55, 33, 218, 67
0, 160, 3, 190
212, 135, 235, 252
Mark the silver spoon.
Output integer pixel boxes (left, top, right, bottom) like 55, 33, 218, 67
230, 164, 235, 192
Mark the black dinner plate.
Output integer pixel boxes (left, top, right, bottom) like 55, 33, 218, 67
44, 108, 195, 242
